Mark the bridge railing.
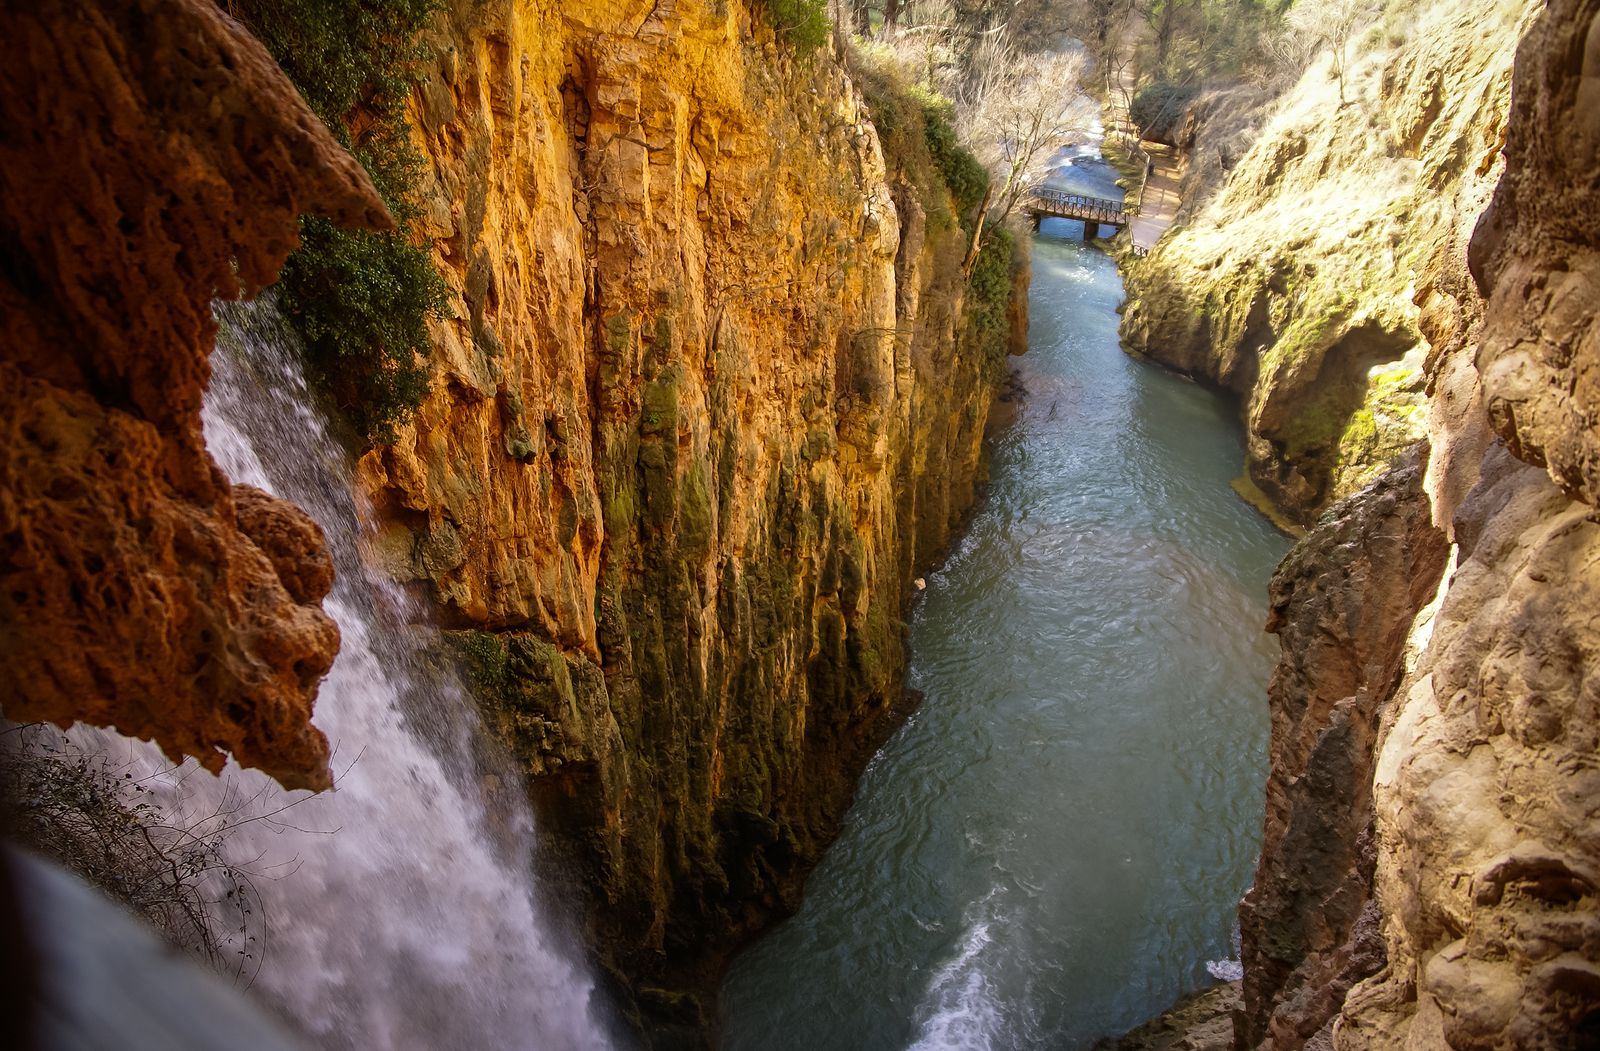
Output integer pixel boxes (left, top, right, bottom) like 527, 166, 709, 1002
1026, 186, 1137, 223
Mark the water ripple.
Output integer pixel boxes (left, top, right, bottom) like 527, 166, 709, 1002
721, 227, 1289, 1050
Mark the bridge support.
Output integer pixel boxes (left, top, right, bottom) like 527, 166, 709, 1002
1083, 221, 1099, 240
1031, 211, 1042, 231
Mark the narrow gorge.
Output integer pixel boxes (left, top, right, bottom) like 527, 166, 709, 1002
2, 1, 1597, 1050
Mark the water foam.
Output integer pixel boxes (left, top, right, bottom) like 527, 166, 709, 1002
61, 298, 614, 1050
906, 892, 1009, 1051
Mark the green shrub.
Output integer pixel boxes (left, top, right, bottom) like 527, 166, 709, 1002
921, 98, 989, 229
762, 0, 831, 54
1131, 82, 1200, 143
231, 0, 449, 445
450, 630, 511, 695
967, 222, 1014, 365
278, 218, 448, 442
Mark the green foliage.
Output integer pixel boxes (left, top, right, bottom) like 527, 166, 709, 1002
1131, 82, 1200, 141
278, 218, 448, 443
921, 99, 989, 229
761, 0, 832, 54
967, 222, 1015, 363
231, 0, 449, 445
451, 630, 511, 695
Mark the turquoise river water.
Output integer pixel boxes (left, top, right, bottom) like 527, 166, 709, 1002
718, 213, 1291, 1049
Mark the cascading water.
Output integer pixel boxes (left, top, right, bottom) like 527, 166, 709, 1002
73, 297, 615, 1050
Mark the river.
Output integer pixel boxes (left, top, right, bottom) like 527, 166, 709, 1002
718, 191, 1290, 1048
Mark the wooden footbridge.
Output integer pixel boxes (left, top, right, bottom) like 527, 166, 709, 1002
1024, 187, 1137, 240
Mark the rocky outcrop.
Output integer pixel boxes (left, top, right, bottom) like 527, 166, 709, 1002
1126, 2, 1600, 1048
1120, 0, 1536, 526
1240, 446, 1448, 1049
1105, 0, 1600, 1045
1339, 447, 1600, 1050
0, 0, 388, 790
1095, 982, 1242, 1051
1336, 3, 1600, 1046
357, 0, 1014, 1033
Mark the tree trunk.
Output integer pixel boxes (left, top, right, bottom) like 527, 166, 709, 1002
962, 182, 996, 278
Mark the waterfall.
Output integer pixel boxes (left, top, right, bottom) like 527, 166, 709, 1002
75, 297, 613, 1049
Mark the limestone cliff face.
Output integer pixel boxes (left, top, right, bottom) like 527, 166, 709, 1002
357, 0, 1011, 1029
1339, 3, 1600, 1044
1144, 2, 1600, 1048
1120, 0, 1535, 526
0, 0, 387, 791
1239, 445, 1449, 1049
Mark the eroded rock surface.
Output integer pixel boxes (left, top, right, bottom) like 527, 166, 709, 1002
0, 0, 388, 790
364, 0, 1015, 1030
1242, 446, 1448, 1050
1113, 2, 1600, 1047
1120, 0, 1535, 525
1335, 3, 1600, 1046
1340, 448, 1600, 1050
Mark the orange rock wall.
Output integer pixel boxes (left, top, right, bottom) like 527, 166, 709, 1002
0, 0, 388, 791
360, 0, 1013, 1030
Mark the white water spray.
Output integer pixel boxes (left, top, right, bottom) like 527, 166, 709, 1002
77, 297, 615, 1050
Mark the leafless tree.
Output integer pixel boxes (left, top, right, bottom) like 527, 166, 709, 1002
959, 42, 1096, 225
1286, 0, 1379, 106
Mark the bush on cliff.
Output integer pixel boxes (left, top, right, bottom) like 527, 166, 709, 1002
922, 98, 990, 232
1131, 82, 1200, 144
968, 221, 1015, 365
230, 0, 449, 445
761, 0, 831, 54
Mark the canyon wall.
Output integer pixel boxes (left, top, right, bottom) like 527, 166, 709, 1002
357, 0, 1014, 1033
1112, 1, 1600, 1048
1340, 1, 1600, 1043
1120, 0, 1535, 527
0, 0, 386, 791
1239, 445, 1449, 1049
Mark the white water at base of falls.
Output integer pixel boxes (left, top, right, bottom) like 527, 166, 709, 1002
72, 296, 616, 1050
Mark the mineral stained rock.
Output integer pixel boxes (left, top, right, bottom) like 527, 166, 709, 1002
360, 0, 1017, 1030
0, 0, 389, 790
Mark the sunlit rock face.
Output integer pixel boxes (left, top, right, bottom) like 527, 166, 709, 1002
362, 0, 1013, 1031
1339, 3, 1600, 1046
1119, 0, 1536, 527
0, 0, 388, 791
1104, 2, 1600, 1048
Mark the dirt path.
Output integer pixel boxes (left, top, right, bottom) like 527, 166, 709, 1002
1129, 142, 1183, 253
